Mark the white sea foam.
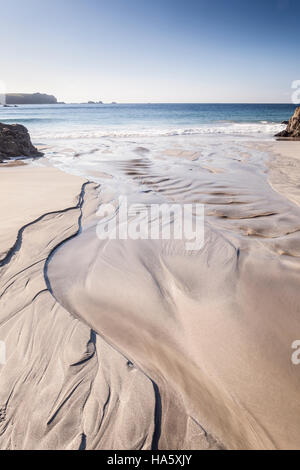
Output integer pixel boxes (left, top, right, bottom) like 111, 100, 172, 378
32, 122, 285, 140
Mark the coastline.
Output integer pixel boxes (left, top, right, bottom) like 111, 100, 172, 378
2, 0, 300, 453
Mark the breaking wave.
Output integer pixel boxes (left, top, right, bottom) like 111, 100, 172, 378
32, 122, 285, 140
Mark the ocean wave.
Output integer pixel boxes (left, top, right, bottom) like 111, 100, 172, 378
32, 122, 285, 140
2, 118, 59, 124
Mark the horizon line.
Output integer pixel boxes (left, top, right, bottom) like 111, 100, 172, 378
3, 100, 296, 105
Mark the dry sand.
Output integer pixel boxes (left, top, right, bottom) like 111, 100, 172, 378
1, 141, 300, 450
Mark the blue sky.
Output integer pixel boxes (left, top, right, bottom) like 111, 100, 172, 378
0, 0, 299, 102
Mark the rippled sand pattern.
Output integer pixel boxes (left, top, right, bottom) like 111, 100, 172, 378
47, 141, 300, 449
1, 140, 300, 449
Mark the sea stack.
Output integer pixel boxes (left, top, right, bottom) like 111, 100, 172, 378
0, 123, 42, 162
275, 107, 300, 138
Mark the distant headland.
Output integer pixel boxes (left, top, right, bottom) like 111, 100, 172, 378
5, 93, 58, 105
3, 94, 114, 105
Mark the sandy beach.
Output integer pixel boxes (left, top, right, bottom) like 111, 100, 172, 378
2, 0, 300, 455
0, 139, 300, 450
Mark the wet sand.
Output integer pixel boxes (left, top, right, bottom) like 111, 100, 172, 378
0, 167, 158, 450
1, 141, 300, 449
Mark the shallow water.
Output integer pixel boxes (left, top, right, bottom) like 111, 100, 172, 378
0, 102, 294, 170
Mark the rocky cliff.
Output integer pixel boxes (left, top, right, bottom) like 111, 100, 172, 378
6, 93, 57, 105
0, 123, 42, 161
276, 107, 300, 138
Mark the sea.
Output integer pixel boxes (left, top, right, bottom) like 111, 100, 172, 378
0, 103, 296, 181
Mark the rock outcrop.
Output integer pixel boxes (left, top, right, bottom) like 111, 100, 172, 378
0, 123, 42, 161
276, 107, 300, 138
6, 93, 57, 105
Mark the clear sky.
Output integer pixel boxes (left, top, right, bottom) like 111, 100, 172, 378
0, 0, 299, 103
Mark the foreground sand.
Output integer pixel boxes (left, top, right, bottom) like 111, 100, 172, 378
0, 167, 160, 450
1, 141, 300, 450
48, 140, 300, 450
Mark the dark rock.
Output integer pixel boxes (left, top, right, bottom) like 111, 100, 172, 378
276, 107, 300, 138
0, 122, 43, 162
281, 121, 289, 125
